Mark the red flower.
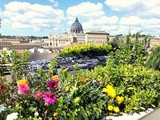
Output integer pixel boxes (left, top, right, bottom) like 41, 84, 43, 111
47, 79, 59, 91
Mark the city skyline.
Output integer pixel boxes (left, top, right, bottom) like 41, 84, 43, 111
0, 0, 160, 36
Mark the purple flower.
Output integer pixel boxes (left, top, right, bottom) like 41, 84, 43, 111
43, 92, 57, 105
47, 79, 59, 91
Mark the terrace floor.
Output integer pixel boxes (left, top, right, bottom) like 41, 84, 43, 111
139, 108, 160, 120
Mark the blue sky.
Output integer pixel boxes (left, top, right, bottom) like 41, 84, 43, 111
0, 0, 160, 37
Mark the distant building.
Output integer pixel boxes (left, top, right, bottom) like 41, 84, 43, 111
150, 38, 160, 48
85, 31, 109, 44
0, 42, 12, 50
46, 33, 74, 48
72, 33, 85, 43
47, 17, 110, 48
46, 17, 85, 48
0, 40, 42, 50
29, 47, 52, 53
70, 17, 84, 33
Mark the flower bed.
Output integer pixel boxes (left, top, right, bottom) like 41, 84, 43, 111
1, 63, 160, 119
0, 42, 160, 119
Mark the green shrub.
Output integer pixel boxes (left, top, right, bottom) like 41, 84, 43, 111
89, 64, 160, 113
146, 45, 160, 71
59, 43, 112, 57
108, 41, 147, 66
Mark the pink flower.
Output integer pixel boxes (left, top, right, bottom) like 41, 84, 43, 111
47, 79, 59, 91
43, 92, 57, 105
18, 84, 29, 94
35, 91, 43, 99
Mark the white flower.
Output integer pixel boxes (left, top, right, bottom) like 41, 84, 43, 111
6, 113, 18, 120
38, 117, 42, 120
0, 104, 5, 112
34, 111, 39, 117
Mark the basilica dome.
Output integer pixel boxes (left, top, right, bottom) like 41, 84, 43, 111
70, 17, 83, 33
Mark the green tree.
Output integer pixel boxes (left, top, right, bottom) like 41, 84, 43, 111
108, 35, 148, 66
146, 45, 160, 71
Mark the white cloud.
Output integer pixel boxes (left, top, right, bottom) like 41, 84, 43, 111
119, 16, 142, 26
118, 16, 160, 35
66, 2, 119, 33
49, 0, 58, 7
105, 0, 160, 18
82, 16, 119, 31
0, 9, 3, 18
101, 26, 118, 32
104, 0, 160, 35
2, 1, 64, 31
66, 2, 105, 24
105, 0, 145, 12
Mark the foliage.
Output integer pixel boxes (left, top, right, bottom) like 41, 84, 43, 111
0, 39, 160, 120
59, 43, 112, 57
10, 51, 29, 82
0, 50, 11, 76
132, 34, 154, 38
56, 68, 108, 120
146, 45, 160, 71
88, 63, 160, 113
108, 40, 147, 66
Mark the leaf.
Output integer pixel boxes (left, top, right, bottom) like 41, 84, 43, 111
80, 106, 89, 120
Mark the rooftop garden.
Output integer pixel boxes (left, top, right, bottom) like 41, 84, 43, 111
0, 34, 160, 119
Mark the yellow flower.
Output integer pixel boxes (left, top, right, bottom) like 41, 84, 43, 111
52, 75, 58, 80
113, 106, 120, 113
79, 77, 88, 83
102, 88, 108, 93
17, 79, 29, 86
116, 96, 124, 104
102, 85, 116, 98
65, 86, 69, 92
106, 85, 114, 90
108, 105, 113, 111
107, 89, 116, 98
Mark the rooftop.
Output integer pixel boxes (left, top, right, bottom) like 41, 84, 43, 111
85, 31, 109, 35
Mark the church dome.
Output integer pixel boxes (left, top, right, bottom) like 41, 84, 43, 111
70, 17, 83, 33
